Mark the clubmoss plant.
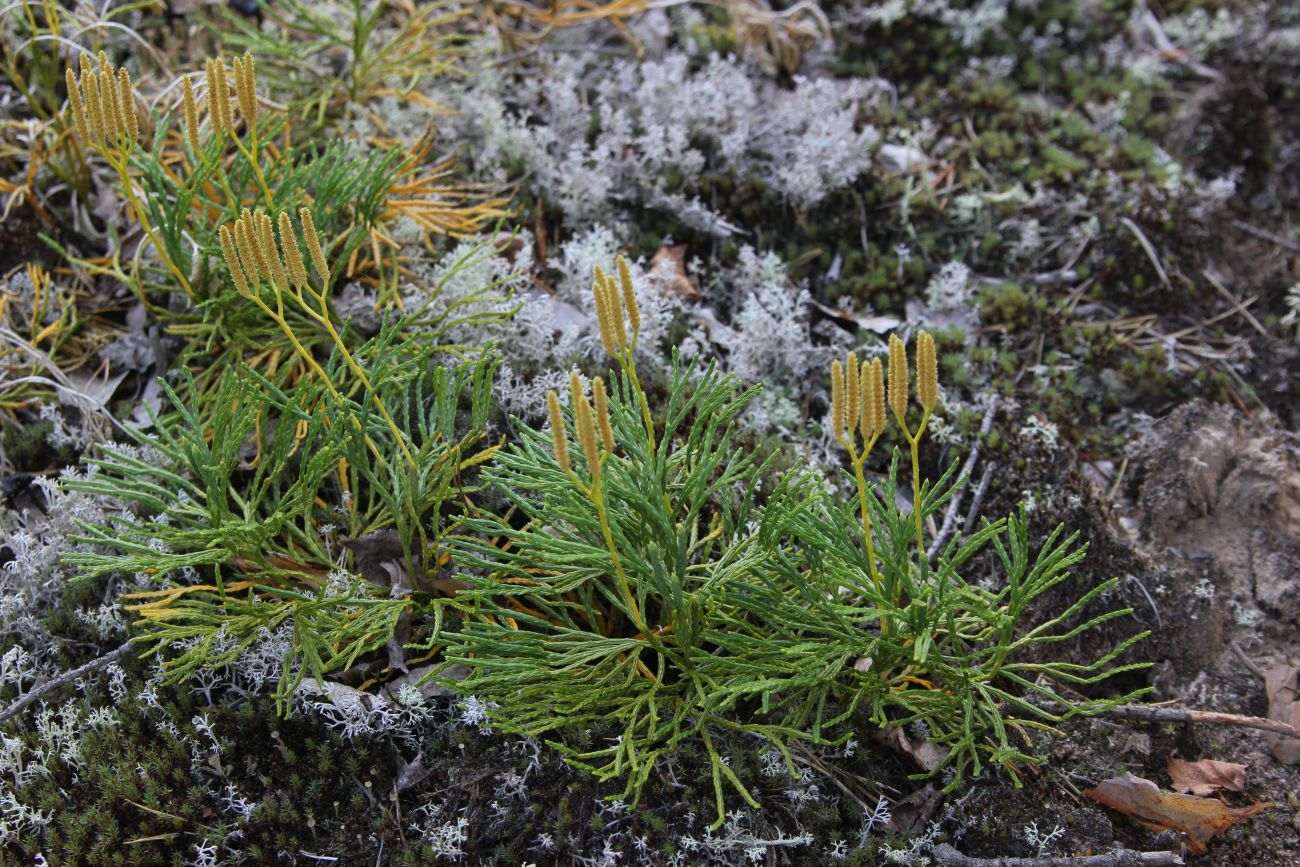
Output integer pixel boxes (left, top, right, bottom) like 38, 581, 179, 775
49, 48, 509, 397
444, 256, 809, 824
831, 349, 887, 615
49, 44, 518, 728
211, 0, 470, 121
440, 260, 1150, 825
727, 334, 1152, 791
61, 325, 498, 709
219, 204, 415, 467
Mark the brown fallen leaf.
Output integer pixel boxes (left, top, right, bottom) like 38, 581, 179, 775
1084, 771, 1271, 855
393, 753, 430, 794
1167, 757, 1248, 797
649, 244, 697, 298
886, 783, 944, 835
877, 725, 948, 773
1263, 662, 1300, 764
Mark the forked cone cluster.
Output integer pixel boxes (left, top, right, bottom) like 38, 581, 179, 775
64, 51, 140, 149
219, 207, 331, 295
65, 49, 259, 156
174, 52, 258, 155
890, 331, 938, 425
591, 255, 640, 355
831, 351, 884, 455
834, 330, 938, 458
547, 371, 616, 488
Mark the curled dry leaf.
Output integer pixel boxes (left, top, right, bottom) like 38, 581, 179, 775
341, 529, 406, 586
878, 725, 948, 773
886, 783, 944, 835
1084, 771, 1272, 855
1166, 757, 1248, 797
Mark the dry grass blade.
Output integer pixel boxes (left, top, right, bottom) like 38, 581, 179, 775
1119, 216, 1171, 291
380, 142, 511, 241
484, 0, 652, 52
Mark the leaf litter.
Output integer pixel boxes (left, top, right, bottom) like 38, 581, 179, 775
1085, 771, 1272, 855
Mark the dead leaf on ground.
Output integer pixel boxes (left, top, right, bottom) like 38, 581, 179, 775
808, 298, 902, 334
341, 529, 406, 586
1263, 662, 1300, 764
394, 753, 430, 794
1167, 757, 1248, 796
1084, 771, 1271, 854
649, 244, 697, 298
887, 783, 943, 835
62, 366, 128, 412
877, 725, 948, 773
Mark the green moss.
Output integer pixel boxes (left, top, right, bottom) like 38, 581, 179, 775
979, 282, 1032, 329
1, 416, 75, 470
2, 668, 400, 864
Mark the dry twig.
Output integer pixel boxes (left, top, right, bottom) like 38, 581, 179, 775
932, 843, 1184, 867
962, 464, 994, 534
1231, 219, 1300, 254
0, 643, 133, 723
1100, 704, 1300, 739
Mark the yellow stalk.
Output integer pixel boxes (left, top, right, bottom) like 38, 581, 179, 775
218, 225, 251, 295
116, 68, 138, 145
256, 212, 290, 289
65, 68, 89, 143
917, 331, 938, 412
299, 207, 332, 285
592, 266, 616, 356
845, 350, 860, 437
571, 371, 601, 490
830, 359, 845, 441
233, 51, 257, 131
604, 272, 627, 351
81, 64, 103, 143
888, 333, 908, 427
861, 358, 884, 442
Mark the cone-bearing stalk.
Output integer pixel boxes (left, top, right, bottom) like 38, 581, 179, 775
830, 333, 939, 629
593, 376, 615, 451
546, 372, 647, 637
221, 208, 412, 467
831, 349, 886, 611
182, 74, 201, 154
887, 332, 939, 560
64, 52, 195, 300
591, 255, 655, 453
